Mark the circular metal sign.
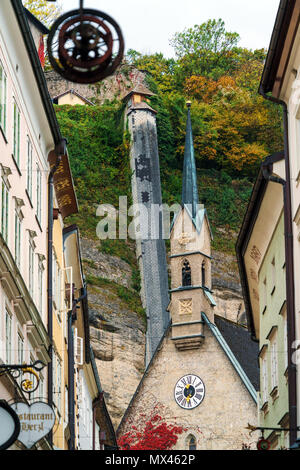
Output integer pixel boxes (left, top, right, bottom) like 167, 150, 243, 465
0, 401, 20, 450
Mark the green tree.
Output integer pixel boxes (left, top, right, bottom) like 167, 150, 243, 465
170, 19, 241, 81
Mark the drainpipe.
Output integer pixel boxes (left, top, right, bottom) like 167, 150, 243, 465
47, 139, 67, 448
67, 302, 75, 450
259, 86, 297, 447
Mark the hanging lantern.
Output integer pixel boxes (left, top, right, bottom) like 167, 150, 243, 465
257, 438, 271, 451
47, 1, 124, 84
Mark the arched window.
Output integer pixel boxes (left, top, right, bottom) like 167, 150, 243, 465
182, 259, 191, 287
201, 261, 206, 288
187, 434, 197, 450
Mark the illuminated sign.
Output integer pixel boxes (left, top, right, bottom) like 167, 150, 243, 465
11, 402, 55, 449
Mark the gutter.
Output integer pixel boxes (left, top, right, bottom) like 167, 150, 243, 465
68, 300, 76, 450
259, 85, 297, 448
260, 0, 295, 94
11, 0, 62, 144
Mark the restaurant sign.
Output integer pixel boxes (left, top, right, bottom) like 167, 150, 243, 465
0, 401, 20, 450
11, 402, 55, 449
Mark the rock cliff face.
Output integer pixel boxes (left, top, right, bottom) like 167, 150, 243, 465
80, 238, 146, 428
211, 249, 246, 326
45, 65, 146, 104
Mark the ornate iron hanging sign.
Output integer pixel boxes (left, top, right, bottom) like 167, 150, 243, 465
10, 402, 56, 449
47, 0, 124, 84
0, 360, 46, 395
0, 401, 20, 450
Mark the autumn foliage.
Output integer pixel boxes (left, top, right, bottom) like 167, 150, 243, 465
118, 414, 184, 450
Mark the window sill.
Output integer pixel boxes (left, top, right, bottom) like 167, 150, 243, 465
270, 386, 279, 403
262, 305, 267, 315
261, 401, 269, 416
25, 189, 33, 209
11, 154, 21, 176
0, 126, 7, 144
271, 285, 276, 296
35, 215, 42, 232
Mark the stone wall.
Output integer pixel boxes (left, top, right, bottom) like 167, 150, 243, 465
45, 65, 146, 104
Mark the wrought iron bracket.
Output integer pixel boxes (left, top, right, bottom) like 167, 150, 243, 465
246, 423, 300, 436
0, 361, 46, 394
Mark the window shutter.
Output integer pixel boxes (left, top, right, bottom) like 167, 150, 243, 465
74, 328, 83, 365
262, 358, 268, 403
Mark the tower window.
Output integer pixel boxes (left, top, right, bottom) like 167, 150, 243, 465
187, 434, 197, 450
182, 259, 191, 287
201, 261, 206, 288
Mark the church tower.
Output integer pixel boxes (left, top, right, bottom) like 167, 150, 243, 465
124, 85, 170, 365
118, 102, 259, 451
169, 102, 216, 350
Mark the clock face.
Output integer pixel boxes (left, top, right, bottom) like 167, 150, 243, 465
174, 374, 205, 410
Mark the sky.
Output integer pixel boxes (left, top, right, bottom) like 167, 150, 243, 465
60, 0, 281, 58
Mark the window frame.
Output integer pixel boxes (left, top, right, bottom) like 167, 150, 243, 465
0, 61, 7, 135
13, 99, 21, 166
14, 208, 22, 269
27, 136, 33, 201
5, 308, 12, 364
1, 178, 9, 243
36, 164, 42, 222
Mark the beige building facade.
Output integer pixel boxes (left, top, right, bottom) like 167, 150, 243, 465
253, 0, 300, 448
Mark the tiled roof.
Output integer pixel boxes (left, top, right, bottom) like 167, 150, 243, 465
122, 84, 156, 101
214, 315, 260, 392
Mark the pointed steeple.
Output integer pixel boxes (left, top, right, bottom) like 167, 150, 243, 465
181, 101, 199, 219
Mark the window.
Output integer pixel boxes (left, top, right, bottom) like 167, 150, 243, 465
1, 179, 9, 242
187, 435, 197, 451
284, 315, 288, 370
64, 386, 69, 426
262, 357, 268, 405
52, 252, 61, 312
5, 309, 12, 364
262, 277, 267, 313
182, 259, 191, 287
15, 209, 21, 269
57, 357, 62, 415
27, 137, 33, 200
201, 261, 206, 288
271, 257, 276, 294
0, 62, 7, 134
18, 332, 24, 364
13, 100, 20, 166
36, 164, 42, 222
53, 352, 62, 415
39, 374, 44, 400
29, 240, 35, 297
38, 256, 45, 315
271, 335, 278, 390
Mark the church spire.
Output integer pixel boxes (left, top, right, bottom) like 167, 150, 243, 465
181, 101, 199, 219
